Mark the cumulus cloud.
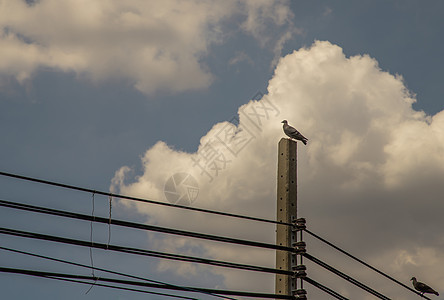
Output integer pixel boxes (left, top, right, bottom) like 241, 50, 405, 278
0, 0, 296, 95
111, 41, 444, 298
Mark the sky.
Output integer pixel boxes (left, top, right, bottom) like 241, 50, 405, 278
1, 0, 444, 299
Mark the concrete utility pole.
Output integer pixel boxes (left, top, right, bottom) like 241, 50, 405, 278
276, 138, 298, 297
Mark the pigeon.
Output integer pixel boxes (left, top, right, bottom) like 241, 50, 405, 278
411, 277, 439, 296
281, 120, 308, 145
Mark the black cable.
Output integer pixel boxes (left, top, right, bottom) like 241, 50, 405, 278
0, 245, 230, 300
303, 253, 390, 300
47, 277, 197, 299
304, 229, 431, 300
0, 199, 293, 252
303, 276, 349, 300
0, 228, 240, 300
0, 266, 197, 299
0, 267, 293, 299
0, 226, 291, 278
0, 232, 290, 277
0, 171, 292, 226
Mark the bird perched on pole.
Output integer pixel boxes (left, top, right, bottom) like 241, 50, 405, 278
281, 120, 308, 145
411, 277, 439, 296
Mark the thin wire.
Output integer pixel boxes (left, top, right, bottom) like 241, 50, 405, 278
304, 229, 431, 300
90, 192, 95, 277
0, 226, 291, 276
107, 195, 112, 248
0, 171, 292, 226
0, 199, 293, 252
86, 192, 96, 295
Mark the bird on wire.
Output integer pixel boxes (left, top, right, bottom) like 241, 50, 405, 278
411, 277, 439, 296
281, 120, 308, 145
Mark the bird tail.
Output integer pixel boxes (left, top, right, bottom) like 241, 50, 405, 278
434, 291, 439, 296
302, 139, 308, 145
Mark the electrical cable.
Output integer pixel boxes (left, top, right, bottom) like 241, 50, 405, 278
0, 266, 197, 299
0, 226, 291, 277
2, 171, 424, 299
304, 229, 431, 300
0, 267, 293, 299
0, 245, 229, 300
303, 253, 390, 299
0, 231, 239, 300
0, 230, 290, 276
0, 199, 293, 252
303, 276, 348, 300
0, 171, 293, 226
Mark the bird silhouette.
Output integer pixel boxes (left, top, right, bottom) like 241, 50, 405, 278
411, 277, 439, 296
281, 120, 308, 145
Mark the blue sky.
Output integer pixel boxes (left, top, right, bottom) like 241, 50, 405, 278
1, 1, 444, 299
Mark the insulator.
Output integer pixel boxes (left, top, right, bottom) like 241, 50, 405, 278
295, 289, 307, 295
294, 270, 307, 278
292, 265, 306, 272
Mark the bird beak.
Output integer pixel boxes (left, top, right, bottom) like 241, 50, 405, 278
281, 121, 284, 123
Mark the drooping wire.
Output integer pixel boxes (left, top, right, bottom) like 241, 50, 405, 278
85, 192, 97, 294
90, 192, 95, 277
0, 171, 293, 226
107, 195, 112, 248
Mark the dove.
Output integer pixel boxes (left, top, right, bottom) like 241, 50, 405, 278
281, 120, 308, 145
411, 277, 439, 296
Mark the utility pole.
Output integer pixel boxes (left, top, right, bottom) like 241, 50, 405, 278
276, 138, 307, 299
276, 138, 298, 297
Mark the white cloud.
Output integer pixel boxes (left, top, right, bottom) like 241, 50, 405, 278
0, 0, 296, 95
112, 41, 444, 298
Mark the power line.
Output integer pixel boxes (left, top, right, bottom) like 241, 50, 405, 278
0, 245, 204, 294
303, 276, 348, 300
1, 171, 422, 299
0, 199, 293, 252
0, 171, 292, 226
0, 228, 274, 282
0, 267, 293, 299
0, 266, 197, 300
303, 253, 390, 300
0, 242, 237, 300
304, 229, 431, 300
0, 223, 290, 276
0, 246, 235, 300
